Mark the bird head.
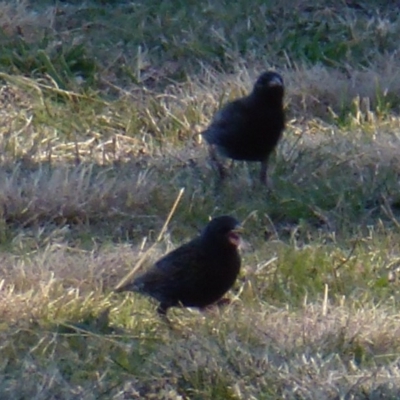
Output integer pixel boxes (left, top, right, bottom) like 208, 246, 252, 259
201, 215, 242, 248
253, 71, 284, 97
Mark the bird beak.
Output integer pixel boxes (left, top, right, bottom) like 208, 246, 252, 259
268, 76, 283, 87
228, 226, 243, 247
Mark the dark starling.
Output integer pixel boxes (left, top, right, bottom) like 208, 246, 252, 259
116, 216, 242, 317
202, 71, 285, 185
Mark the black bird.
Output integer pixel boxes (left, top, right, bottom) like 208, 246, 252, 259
202, 71, 285, 185
116, 216, 242, 317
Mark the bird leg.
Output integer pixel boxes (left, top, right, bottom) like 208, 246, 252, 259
214, 297, 231, 307
259, 159, 269, 186
199, 297, 231, 313
157, 302, 175, 325
157, 303, 170, 317
208, 145, 228, 181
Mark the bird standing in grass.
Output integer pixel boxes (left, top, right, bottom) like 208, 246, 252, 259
116, 216, 242, 317
202, 71, 285, 186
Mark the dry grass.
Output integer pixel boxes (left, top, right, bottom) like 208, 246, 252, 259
0, 0, 400, 398
2, 245, 400, 399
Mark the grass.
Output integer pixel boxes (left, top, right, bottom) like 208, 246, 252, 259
0, 0, 400, 398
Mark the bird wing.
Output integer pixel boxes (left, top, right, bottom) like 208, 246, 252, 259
202, 100, 249, 146
133, 238, 206, 294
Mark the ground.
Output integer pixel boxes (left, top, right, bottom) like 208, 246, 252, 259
0, 0, 400, 398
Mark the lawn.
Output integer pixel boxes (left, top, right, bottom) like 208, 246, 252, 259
0, 0, 400, 398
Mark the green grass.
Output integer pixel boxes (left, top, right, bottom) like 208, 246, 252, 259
0, 0, 400, 398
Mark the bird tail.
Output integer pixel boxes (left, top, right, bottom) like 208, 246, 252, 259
114, 282, 139, 293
